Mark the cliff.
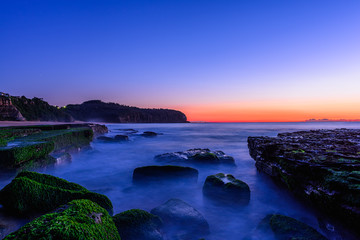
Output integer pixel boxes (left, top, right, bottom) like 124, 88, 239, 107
10, 95, 73, 122
0, 95, 25, 121
64, 100, 188, 123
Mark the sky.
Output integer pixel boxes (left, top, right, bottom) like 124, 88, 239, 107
1, 0, 360, 122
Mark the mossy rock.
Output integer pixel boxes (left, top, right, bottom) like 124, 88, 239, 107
132, 165, 198, 184
260, 214, 327, 240
113, 209, 163, 240
3, 199, 121, 240
0, 171, 113, 215
191, 152, 219, 163
203, 173, 250, 205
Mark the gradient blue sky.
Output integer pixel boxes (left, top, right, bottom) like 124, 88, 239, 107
1, 0, 360, 121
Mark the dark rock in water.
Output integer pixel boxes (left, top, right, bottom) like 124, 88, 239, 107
88, 123, 108, 136
203, 173, 250, 205
141, 131, 158, 137
247, 129, 360, 232
257, 214, 327, 240
97, 135, 128, 142
155, 148, 235, 165
116, 128, 138, 134
97, 136, 116, 142
3, 199, 120, 240
113, 209, 164, 240
133, 165, 198, 184
0, 171, 113, 215
114, 134, 129, 141
150, 198, 210, 240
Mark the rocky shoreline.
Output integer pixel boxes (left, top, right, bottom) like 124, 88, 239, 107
248, 129, 360, 235
0, 124, 340, 239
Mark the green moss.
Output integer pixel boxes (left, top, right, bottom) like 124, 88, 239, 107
0, 127, 93, 167
269, 214, 327, 240
3, 199, 121, 240
291, 149, 305, 154
113, 209, 162, 240
0, 141, 55, 167
0, 171, 113, 215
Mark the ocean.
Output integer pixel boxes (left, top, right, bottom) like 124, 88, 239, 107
1, 122, 360, 239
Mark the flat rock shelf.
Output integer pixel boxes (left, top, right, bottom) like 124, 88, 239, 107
248, 129, 360, 233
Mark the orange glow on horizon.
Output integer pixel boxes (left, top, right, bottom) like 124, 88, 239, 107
175, 100, 360, 122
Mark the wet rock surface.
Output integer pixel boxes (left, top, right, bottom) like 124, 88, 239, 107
203, 173, 250, 205
257, 214, 327, 240
248, 129, 360, 232
150, 198, 209, 240
113, 209, 164, 240
132, 165, 198, 184
155, 148, 236, 165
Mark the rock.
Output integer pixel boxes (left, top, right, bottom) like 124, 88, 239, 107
114, 135, 129, 141
113, 209, 163, 240
97, 136, 116, 142
202, 173, 250, 205
0, 171, 113, 215
116, 129, 138, 134
3, 199, 121, 240
247, 129, 360, 231
150, 198, 209, 240
257, 214, 327, 240
141, 131, 158, 137
132, 165, 198, 184
155, 148, 235, 165
88, 123, 108, 136
0, 95, 25, 121
97, 135, 129, 142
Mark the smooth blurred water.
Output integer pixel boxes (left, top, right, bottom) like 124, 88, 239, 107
1, 122, 360, 239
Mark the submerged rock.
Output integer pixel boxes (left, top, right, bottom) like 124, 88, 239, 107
114, 135, 129, 141
113, 209, 163, 240
132, 165, 198, 184
258, 214, 327, 240
3, 199, 120, 240
203, 173, 250, 205
141, 131, 158, 137
155, 148, 235, 165
0, 171, 113, 215
97, 135, 129, 142
150, 198, 209, 240
247, 129, 360, 231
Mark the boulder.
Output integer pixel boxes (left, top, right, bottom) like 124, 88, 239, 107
0, 171, 113, 215
141, 131, 158, 137
132, 165, 198, 184
150, 198, 209, 239
3, 199, 120, 240
113, 209, 163, 240
114, 135, 129, 141
202, 173, 250, 205
258, 214, 327, 240
155, 148, 235, 165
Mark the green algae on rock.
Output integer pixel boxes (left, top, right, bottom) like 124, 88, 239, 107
0, 125, 94, 168
113, 209, 163, 240
3, 199, 121, 240
258, 214, 327, 240
0, 171, 113, 215
203, 173, 250, 205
